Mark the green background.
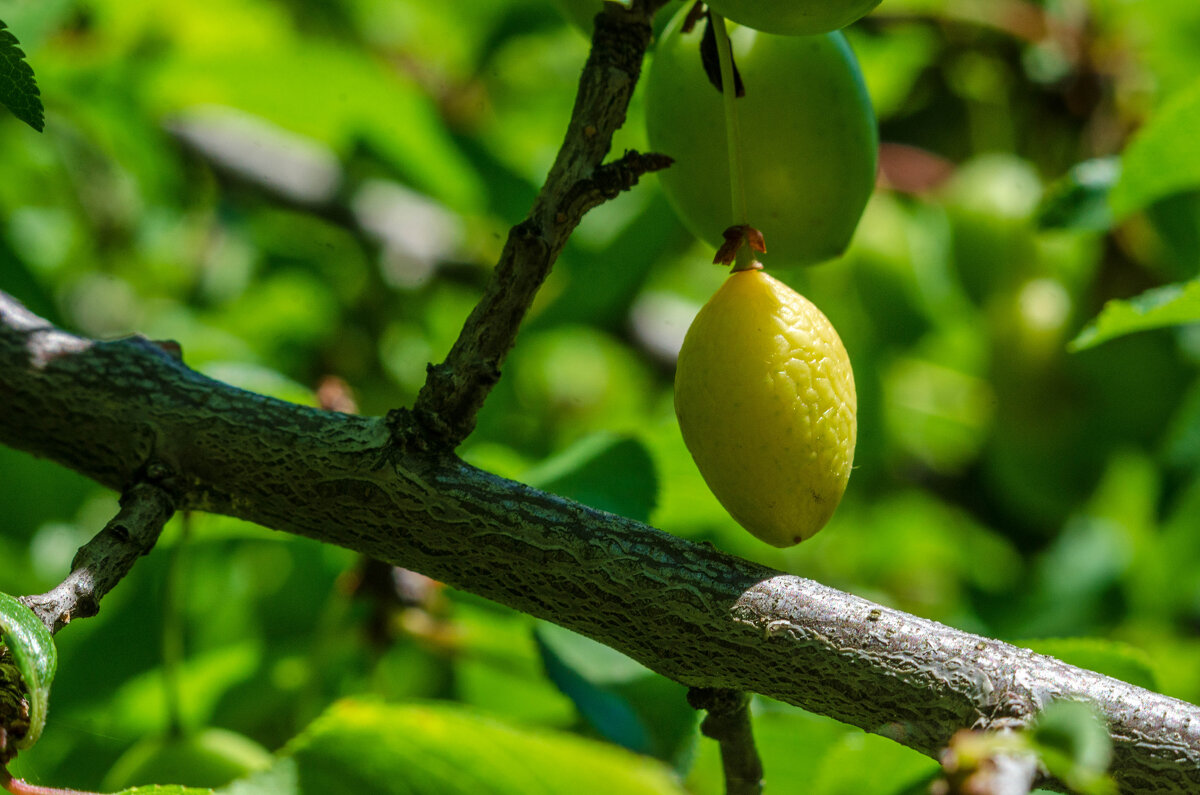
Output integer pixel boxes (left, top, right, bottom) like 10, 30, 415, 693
2, 0, 1200, 792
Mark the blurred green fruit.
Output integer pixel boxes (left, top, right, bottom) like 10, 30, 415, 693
942, 154, 1042, 303
102, 728, 273, 791
645, 8, 877, 266
705, 0, 881, 35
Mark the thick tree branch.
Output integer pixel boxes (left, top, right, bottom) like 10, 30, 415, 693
1, 292, 1198, 792
407, 2, 672, 448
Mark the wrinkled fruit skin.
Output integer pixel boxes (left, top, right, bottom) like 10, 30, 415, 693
674, 270, 856, 546
645, 9, 877, 267
705, 0, 882, 36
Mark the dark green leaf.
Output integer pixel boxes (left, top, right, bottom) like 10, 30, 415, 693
0, 591, 56, 751
0, 20, 43, 132
536, 627, 651, 753
534, 622, 696, 767
1037, 158, 1119, 231
1070, 279, 1200, 350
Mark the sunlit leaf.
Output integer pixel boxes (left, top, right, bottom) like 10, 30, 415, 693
104, 728, 273, 792
0, 591, 56, 751
0, 20, 43, 131
1070, 280, 1200, 351
1110, 79, 1200, 219
220, 698, 688, 795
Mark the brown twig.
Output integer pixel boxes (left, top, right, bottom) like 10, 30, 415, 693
406, 2, 672, 448
688, 688, 764, 795
20, 483, 176, 635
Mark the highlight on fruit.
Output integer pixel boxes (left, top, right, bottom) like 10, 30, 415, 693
673, 266, 857, 547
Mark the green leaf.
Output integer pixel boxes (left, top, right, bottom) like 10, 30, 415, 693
1014, 637, 1158, 692
1110, 79, 1200, 219
115, 786, 214, 795
1037, 158, 1119, 231
534, 622, 696, 767
1030, 701, 1116, 795
810, 729, 941, 795
0, 20, 43, 131
0, 591, 57, 751
1069, 279, 1200, 351
686, 701, 938, 795
446, 600, 576, 727
220, 698, 688, 795
103, 728, 273, 792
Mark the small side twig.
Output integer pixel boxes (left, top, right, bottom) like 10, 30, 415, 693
688, 687, 764, 795
20, 482, 176, 635
406, 3, 671, 449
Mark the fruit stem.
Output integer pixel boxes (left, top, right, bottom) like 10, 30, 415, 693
710, 12, 749, 230
732, 253, 762, 272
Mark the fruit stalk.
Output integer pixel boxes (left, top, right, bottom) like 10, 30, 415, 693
709, 11, 755, 271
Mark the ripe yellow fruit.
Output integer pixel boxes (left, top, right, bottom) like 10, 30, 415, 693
674, 269, 856, 546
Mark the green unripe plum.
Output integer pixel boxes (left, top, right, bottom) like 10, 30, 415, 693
942, 153, 1042, 303
645, 9, 878, 266
102, 728, 274, 790
705, 0, 882, 35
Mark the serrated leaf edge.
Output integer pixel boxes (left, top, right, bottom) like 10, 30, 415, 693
0, 19, 46, 132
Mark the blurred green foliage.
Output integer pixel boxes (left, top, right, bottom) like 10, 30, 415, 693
2, 0, 1200, 792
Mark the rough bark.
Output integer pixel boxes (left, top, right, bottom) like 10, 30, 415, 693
2, 292, 1199, 792
20, 483, 175, 634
